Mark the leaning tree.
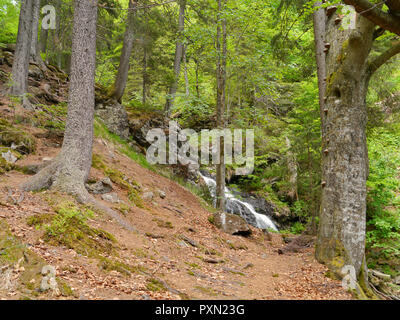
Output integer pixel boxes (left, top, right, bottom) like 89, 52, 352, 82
314, 0, 400, 284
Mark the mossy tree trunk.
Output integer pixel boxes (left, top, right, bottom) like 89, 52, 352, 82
315, 7, 400, 278
21, 0, 98, 202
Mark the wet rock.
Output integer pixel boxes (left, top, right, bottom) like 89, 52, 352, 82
86, 177, 113, 194
101, 192, 120, 203
213, 212, 251, 236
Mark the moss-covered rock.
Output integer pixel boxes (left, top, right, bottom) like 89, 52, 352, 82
0, 220, 49, 298
0, 118, 36, 154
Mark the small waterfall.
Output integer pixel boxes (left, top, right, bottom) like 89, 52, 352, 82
200, 173, 278, 231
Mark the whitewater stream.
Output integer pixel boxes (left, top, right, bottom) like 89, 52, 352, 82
200, 173, 278, 231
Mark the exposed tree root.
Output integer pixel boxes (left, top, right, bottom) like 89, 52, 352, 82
19, 161, 137, 233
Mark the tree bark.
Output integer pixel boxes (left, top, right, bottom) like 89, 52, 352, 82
285, 137, 298, 203
343, 0, 400, 36
215, 0, 227, 211
112, 0, 137, 103
39, 26, 48, 58
183, 45, 190, 97
54, 0, 62, 68
21, 0, 99, 202
315, 12, 375, 277
164, 0, 187, 117
142, 45, 147, 105
11, 0, 34, 97
313, 2, 326, 120
31, 0, 46, 69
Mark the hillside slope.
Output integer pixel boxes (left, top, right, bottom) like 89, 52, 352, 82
0, 49, 352, 299
0, 106, 352, 300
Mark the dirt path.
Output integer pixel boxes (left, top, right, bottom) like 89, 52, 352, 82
0, 123, 352, 300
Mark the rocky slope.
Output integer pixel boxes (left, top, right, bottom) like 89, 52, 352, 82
0, 47, 353, 300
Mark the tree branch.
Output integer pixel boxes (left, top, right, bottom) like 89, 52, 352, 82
369, 40, 400, 74
343, 0, 400, 36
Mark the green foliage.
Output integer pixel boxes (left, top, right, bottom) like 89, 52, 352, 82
0, 0, 19, 44
366, 126, 400, 273
146, 278, 166, 292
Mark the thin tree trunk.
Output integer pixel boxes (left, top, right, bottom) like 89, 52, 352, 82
315, 12, 375, 279
165, 0, 187, 117
31, 0, 46, 69
285, 137, 298, 203
183, 45, 189, 97
194, 57, 200, 97
11, 0, 34, 97
39, 27, 48, 57
54, 0, 62, 68
142, 45, 147, 105
112, 0, 137, 102
21, 0, 99, 202
215, 0, 227, 211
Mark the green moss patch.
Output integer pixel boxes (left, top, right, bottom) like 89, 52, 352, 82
146, 278, 166, 292
27, 198, 143, 277
92, 153, 143, 207
27, 201, 115, 257
0, 118, 36, 154
0, 219, 51, 298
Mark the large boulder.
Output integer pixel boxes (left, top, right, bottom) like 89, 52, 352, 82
128, 116, 165, 148
213, 212, 251, 236
95, 101, 130, 140
86, 177, 113, 194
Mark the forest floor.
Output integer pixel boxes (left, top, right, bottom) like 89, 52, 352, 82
0, 103, 353, 300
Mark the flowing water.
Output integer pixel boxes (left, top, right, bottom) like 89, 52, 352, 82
200, 173, 278, 231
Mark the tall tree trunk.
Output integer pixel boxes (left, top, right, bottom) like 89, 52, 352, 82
31, 0, 46, 69
164, 0, 187, 117
308, 1, 326, 236
215, 0, 227, 211
142, 45, 147, 105
54, 0, 62, 68
313, 2, 326, 120
183, 45, 189, 97
112, 0, 137, 103
194, 57, 200, 97
285, 137, 298, 203
315, 12, 375, 278
10, 0, 34, 97
21, 0, 99, 202
39, 27, 48, 59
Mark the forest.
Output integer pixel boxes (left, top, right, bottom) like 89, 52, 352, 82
0, 0, 399, 302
